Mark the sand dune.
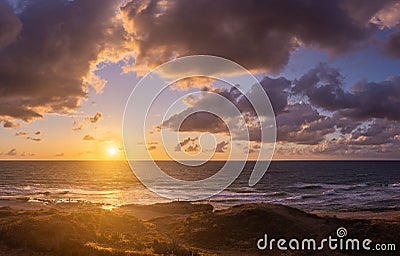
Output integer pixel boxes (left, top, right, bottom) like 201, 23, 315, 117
0, 201, 398, 255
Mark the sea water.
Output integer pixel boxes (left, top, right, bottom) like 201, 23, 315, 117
0, 160, 399, 211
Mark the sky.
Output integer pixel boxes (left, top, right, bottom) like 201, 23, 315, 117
0, 0, 400, 160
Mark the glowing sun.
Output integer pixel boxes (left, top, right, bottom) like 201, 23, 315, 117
107, 146, 118, 156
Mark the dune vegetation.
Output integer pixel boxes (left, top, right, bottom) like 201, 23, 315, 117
0, 202, 398, 255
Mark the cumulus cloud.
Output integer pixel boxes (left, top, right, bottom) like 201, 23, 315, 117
175, 136, 200, 153
161, 77, 289, 142
293, 64, 400, 120
2, 119, 20, 129
247, 143, 261, 153
276, 103, 332, 145
121, 0, 386, 73
215, 141, 229, 153
20, 151, 36, 157
1, 0, 399, 159
0, 0, 129, 122
237, 76, 291, 115
369, 1, 400, 29
184, 144, 200, 153
163, 111, 228, 134
83, 134, 95, 141
170, 77, 215, 91
124, 0, 400, 158
160, 61, 400, 159
347, 119, 399, 146
26, 137, 42, 142
72, 122, 85, 131
1, 0, 398, 126
88, 112, 103, 123
179, 136, 198, 147
303, 118, 400, 158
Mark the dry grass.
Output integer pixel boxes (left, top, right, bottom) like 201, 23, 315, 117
0, 203, 398, 255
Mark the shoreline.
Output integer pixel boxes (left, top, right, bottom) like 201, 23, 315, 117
310, 207, 400, 221
1, 198, 400, 221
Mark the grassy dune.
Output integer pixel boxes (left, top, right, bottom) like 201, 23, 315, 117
0, 202, 398, 255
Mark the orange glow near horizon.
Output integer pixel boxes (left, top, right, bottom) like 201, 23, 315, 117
107, 146, 118, 156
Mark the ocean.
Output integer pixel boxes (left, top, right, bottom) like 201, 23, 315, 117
0, 161, 399, 211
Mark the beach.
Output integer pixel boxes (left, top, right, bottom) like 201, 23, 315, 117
0, 161, 399, 255
0, 200, 398, 255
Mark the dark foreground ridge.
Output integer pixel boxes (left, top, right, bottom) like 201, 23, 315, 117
0, 201, 398, 255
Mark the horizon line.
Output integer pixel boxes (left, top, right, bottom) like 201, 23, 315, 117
0, 159, 400, 162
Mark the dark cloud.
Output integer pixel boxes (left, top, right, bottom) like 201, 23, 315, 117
83, 134, 95, 141
0, 0, 127, 122
0, 148, 36, 156
184, 144, 200, 153
1, 0, 398, 131
307, 119, 400, 158
215, 141, 229, 153
0, 0, 397, 158
384, 29, 400, 58
148, 145, 157, 151
294, 64, 400, 120
348, 119, 399, 146
264, 103, 360, 146
247, 143, 261, 153
88, 112, 103, 124
0, 0, 22, 49
162, 78, 288, 141
161, 61, 400, 155
292, 64, 353, 113
340, 0, 397, 25
34, 131, 41, 135
6, 148, 17, 156
2, 119, 20, 129
161, 79, 314, 143
26, 137, 42, 142
237, 76, 291, 115
163, 111, 228, 134
20, 151, 36, 157
344, 77, 400, 120
121, 0, 382, 73
15, 131, 28, 136
175, 136, 200, 153
276, 103, 334, 145
148, 125, 161, 135
327, 113, 361, 135
293, 63, 343, 95
179, 137, 198, 147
